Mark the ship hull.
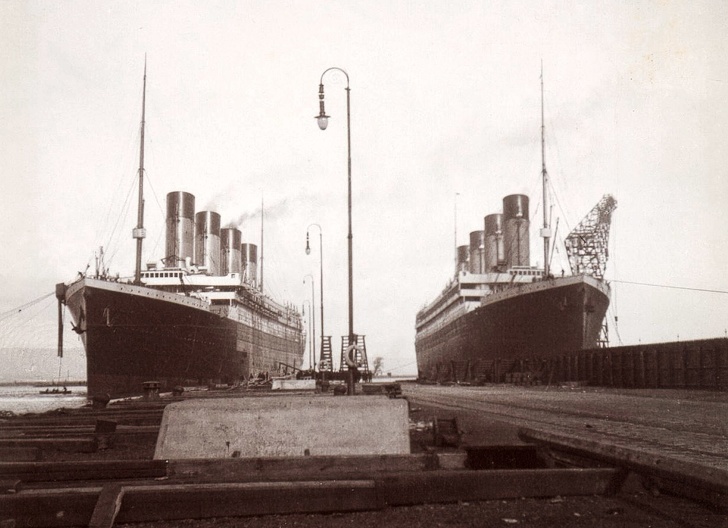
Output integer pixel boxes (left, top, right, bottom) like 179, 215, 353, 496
415, 276, 609, 381
64, 278, 305, 398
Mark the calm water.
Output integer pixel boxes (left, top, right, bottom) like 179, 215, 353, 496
0, 384, 88, 415
0, 377, 416, 416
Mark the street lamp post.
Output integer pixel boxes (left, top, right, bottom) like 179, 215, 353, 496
302, 300, 313, 371
306, 224, 324, 372
316, 67, 355, 394
303, 274, 315, 372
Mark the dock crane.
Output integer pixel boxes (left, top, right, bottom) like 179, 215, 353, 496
564, 194, 618, 280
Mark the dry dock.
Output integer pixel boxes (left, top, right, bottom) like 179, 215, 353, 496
1, 383, 727, 527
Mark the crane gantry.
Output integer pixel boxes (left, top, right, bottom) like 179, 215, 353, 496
564, 194, 618, 279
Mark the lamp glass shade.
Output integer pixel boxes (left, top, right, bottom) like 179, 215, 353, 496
317, 116, 329, 130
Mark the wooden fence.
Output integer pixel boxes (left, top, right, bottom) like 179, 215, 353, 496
429, 338, 728, 391
547, 338, 728, 390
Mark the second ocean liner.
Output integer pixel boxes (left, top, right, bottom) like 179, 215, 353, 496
415, 78, 617, 383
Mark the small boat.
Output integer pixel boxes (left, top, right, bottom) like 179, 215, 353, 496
39, 387, 72, 395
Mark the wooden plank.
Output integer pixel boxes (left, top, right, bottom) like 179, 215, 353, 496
519, 427, 728, 494
376, 468, 624, 506
0, 437, 97, 453
1, 486, 100, 527
0, 426, 158, 446
89, 484, 125, 528
117, 480, 379, 522
0, 467, 624, 526
0, 425, 93, 438
0, 447, 42, 462
0, 459, 168, 482
0, 479, 21, 494
0, 481, 378, 526
3, 454, 459, 485
1, 410, 164, 429
6, 455, 462, 489
167, 453, 447, 482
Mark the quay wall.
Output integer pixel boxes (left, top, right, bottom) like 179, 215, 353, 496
425, 337, 728, 391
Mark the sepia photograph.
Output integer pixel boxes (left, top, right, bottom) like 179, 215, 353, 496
1, 1, 726, 526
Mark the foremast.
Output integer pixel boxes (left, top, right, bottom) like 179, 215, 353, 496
133, 59, 147, 284
540, 62, 551, 278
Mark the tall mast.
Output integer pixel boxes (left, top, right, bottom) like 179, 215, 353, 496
259, 194, 264, 292
453, 192, 459, 273
133, 58, 147, 284
540, 62, 550, 277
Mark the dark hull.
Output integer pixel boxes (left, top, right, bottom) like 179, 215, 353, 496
415, 276, 609, 381
64, 278, 304, 398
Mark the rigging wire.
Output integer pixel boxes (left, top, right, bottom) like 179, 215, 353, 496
144, 173, 166, 259
541, 86, 577, 233
544, 128, 574, 234
611, 212, 620, 341
141, 120, 167, 261
606, 307, 623, 346
95, 111, 140, 251
0, 294, 68, 351
530, 87, 579, 274
84, 97, 146, 279
87, 84, 167, 277
0, 292, 55, 323
102, 175, 137, 271
385, 359, 419, 373
611, 280, 728, 295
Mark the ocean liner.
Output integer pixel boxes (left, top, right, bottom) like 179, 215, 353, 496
415, 77, 617, 383
55, 65, 305, 398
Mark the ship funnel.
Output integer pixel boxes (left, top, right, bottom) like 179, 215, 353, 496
165, 191, 195, 268
194, 211, 222, 275
456, 244, 470, 273
502, 194, 530, 267
241, 243, 258, 286
220, 227, 242, 276
468, 230, 485, 274
483, 213, 504, 272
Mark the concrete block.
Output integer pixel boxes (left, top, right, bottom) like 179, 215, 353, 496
154, 395, 410, 459
271, 379, 316, 391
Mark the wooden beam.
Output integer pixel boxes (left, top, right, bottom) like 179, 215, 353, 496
1, 486, 99, 527
89, 484, 125, 528
0, 438, 96, 453
0, 455, 465, 485
1, 467, 624, 526
0, 447, 42, 462
1, 481, 378, 527
119, 480, 378, 522
375, 468, 624, 506
0, 410, 164, 428
0, 480, 21, 494
519, 427, 728, 494
0, 460, 168, 482
167, 453, 462, 482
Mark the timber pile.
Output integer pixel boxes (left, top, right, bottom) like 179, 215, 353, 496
0, 395, 628, 526
1, 454, 623, 527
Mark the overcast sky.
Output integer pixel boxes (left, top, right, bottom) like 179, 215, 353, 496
1, 0, 727, 377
